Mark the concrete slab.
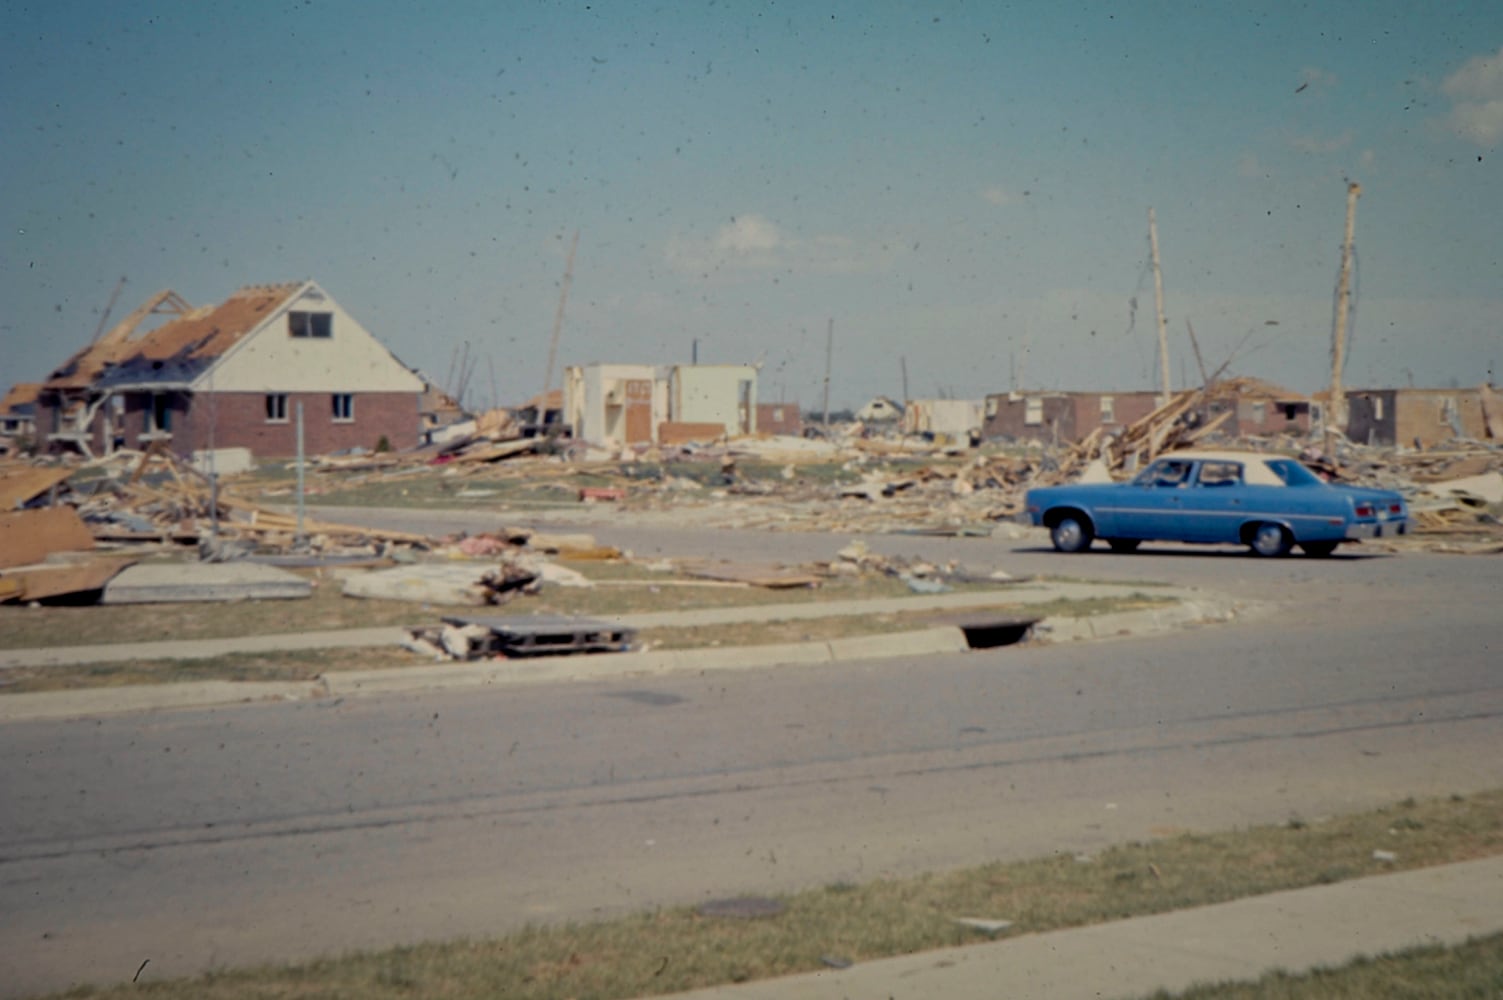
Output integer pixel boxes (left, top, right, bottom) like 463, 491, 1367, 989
101, 562, 311, 604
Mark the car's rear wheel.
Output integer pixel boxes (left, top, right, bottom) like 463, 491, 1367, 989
1301, 540, 1339, 558
1249, 523, 1292, 557
1106, 538, 1141, 553
1050, 514, 1094, 553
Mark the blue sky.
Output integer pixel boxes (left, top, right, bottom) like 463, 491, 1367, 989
4, 1, 1500, 410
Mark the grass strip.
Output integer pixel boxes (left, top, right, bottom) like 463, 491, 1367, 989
37, 790, 1503, 1000
0, 566, 1010, 650
1142, 931, 1503, 999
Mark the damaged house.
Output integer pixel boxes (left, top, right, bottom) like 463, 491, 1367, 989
982, 378, 1313, 446
564, 363, 758, 449
1, 382, 41, 454
1344, 385, 1501, 448
36, 282, 424, 459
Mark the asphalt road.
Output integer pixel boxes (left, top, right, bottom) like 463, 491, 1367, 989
1, 512, 1499, 997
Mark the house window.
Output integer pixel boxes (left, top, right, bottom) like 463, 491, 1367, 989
1439, 397, 1457, 424
1099, 396, 1115, 423
332, 393, 354, 422
985, 397, 998, 417
150, 394, 172, 433
1249, 401, 1267, 424
266, 393, 288, 422
1024, 397, 1043, 425
288, 311, 333, 338
1373, 397, 1384, 420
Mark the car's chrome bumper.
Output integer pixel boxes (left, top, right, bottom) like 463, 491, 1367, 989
1346, 519, 1409, 540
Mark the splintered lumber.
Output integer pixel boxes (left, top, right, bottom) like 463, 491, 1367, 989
234, 507, 435, 546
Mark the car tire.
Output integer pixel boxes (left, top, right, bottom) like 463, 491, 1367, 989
1249, 523, 1292, 557
1106, 538, 1141, 553
1301, 540, 1339, 558
1050, 515, 1094, 553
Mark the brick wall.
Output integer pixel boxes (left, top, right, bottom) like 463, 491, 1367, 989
172, 391, 419, 458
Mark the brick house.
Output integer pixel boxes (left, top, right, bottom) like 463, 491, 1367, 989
981, 390, 1162, 444
1345, 386, 1499, 448
36, 281, 424, 459
982, 378, 1312, 445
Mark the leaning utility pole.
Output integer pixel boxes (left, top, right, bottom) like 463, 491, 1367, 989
1149, 208, 1172, 406
540, 230, 580, 420
1184, 317, 1211, 389
1327, 181, 1361, 449
822, 318, 834, 430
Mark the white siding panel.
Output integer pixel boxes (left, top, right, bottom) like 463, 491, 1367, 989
197, 288, 423, 393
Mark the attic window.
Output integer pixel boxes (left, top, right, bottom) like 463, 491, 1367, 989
289, 311, 333, 338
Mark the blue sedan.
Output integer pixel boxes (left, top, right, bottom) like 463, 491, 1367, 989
1023, 450, 1410, 557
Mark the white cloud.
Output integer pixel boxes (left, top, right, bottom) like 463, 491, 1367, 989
714, 214, 782, 253
1442, 46, 1503, 147
981, 186, 1015, 207
1289, 130, 1354, 154
665, 214, 896, 276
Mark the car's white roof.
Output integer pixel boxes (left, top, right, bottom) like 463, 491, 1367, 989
1148, 450, 1290, 485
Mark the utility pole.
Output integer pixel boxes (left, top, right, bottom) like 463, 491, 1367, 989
822, 318, 833, 431
900, 356, 909, 406
1328, 181, 1361, 452
541, 229, 579, 420
1184, 317, 1210, 388
1149, 208, 1172, 406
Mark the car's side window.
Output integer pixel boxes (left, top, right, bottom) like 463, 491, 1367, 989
1196, 461, 1242, 487
1151, 460, 1193, 487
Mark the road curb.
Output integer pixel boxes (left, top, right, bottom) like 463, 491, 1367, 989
0, 590, 1250, 720
322, 627, 972, 697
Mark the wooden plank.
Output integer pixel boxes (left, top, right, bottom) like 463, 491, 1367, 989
0, 507, 95, 569
680, 561, 822, 588
0, 557, 135, 603
0, 467, 73, 511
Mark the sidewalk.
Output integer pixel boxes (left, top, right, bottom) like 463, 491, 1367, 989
662, 855, 1503, 1000
0, 582, 1251, 722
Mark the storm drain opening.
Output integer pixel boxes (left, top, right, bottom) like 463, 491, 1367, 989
952, 616, 1041, 649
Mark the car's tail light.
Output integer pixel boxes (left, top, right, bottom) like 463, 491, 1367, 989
1389, 503, 1404, 514
1354, 503, 1374, 517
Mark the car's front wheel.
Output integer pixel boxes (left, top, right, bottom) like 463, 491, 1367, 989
1249, 523, 1292, 557
1050, 514, 1094, 553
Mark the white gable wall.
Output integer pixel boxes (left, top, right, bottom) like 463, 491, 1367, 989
194, 283, 423, 393
565, 363, 662, 446
670, 364, 758, 435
